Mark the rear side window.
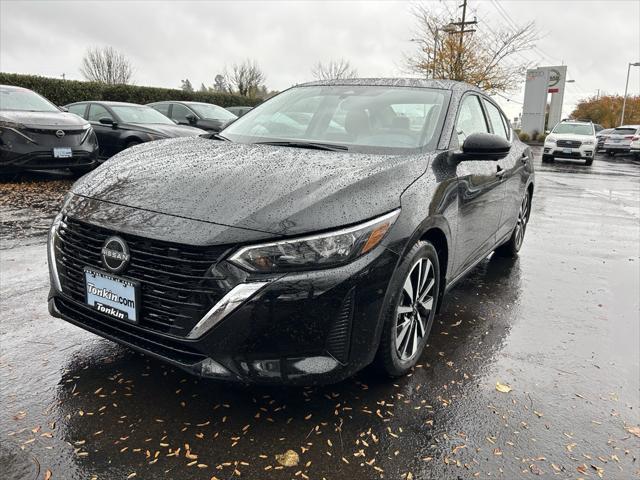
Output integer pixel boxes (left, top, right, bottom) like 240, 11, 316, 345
151, 103, 170, 116
483, 100, 509, 141
88, 104, 113, 122
67, 104, 87, 119
456, 95, 488, 144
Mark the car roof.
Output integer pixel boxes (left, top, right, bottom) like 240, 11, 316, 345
615, 125, 640, 129
298, 77, 480, 93
68, 101, 144, 107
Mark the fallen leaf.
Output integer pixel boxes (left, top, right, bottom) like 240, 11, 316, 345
44, 470, 52, 480
529, 464, 544, 475
275, 450, 299, 467
625, 425, 640, 438
495, 382, 512, 393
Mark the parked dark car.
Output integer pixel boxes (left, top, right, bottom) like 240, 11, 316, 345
596, 128, 614, 151
226, 106, 253, 118
48, 79, 534, 385
66, 101, 205, 159
1, 85, 98, 173
148, 101, 237, 133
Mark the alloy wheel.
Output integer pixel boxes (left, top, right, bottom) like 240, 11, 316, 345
514, 192, 530, 249
394, 257, 435, 361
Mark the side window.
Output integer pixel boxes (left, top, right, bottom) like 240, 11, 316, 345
171, 104, 194, 123
67, 104, 87, 119
152, 103, 170, 116
456, 95, 488, 144
483, 100, 509, 141
87, 104, 113, 123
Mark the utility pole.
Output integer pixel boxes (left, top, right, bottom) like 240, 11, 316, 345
445, 0, 478, 80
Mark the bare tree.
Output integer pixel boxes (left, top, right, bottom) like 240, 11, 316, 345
80, 46, 133, 85
311, 58, 358, 81
226, 60, 266, 98
406, 4, 538, 93
213, 73, 229, 93
181, 79, 194, 92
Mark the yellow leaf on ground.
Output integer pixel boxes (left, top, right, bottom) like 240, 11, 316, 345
626, 425, 640, 438
275, 450, 299, 467
44, 470, 52, 480
495, 382, 512, 393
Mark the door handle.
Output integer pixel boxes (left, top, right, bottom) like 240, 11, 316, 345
496, 166, 506, 178
521, 152, 529, 164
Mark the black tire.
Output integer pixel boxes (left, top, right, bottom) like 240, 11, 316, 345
542, 155, 553, 163
374, 241, 440, 377
495, 189, 531, 257
585, 158, 593, 166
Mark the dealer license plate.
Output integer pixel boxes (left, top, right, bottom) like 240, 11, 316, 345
84, 268, 139, 323
53, 147, 73, 158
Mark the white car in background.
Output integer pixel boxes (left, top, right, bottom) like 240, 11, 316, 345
604, 125, 640, 157
543, 120, 597, 166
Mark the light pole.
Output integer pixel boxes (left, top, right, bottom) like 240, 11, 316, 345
620, 62, 640, 125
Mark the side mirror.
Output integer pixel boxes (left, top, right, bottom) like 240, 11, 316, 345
545, 130, 550, 134
185, 114, 197, 125
99, 117, 116, 128
455, 133, 511, 161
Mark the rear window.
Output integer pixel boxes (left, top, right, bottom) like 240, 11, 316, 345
612, 128, 637, 136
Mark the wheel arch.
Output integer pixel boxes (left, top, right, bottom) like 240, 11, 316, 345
419, 226, 449, 314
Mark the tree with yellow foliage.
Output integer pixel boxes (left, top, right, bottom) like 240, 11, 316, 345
570, 95, 640, 128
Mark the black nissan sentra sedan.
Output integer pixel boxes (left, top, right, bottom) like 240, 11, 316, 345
48, 79, 534, 385
0, 85, 99, 173
65, 101, 206, 160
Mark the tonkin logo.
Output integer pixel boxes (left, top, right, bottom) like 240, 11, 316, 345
101, 236, 130, 273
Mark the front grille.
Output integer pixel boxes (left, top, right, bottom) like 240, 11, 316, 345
55, 216, 232, 337
55, 297, 206, 365
557, 139, 582, 148
25, 127, 85, 135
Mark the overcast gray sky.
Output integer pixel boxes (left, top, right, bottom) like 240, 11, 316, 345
1, 0, 639, 119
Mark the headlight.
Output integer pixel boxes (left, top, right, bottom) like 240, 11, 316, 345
229, 209, 400, 272
0, 120, 36, 143
545, 136, 556, 144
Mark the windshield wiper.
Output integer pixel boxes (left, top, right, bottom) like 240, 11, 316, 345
254, 141, 348, 151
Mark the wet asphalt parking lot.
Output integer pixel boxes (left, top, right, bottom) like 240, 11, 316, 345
1, 148, 639, 480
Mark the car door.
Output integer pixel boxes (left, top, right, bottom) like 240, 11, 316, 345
482, 97, 528, 241
87, 104, 119, 158
452, 94, 506, 277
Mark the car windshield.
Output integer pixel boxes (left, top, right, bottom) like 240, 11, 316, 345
222, 85, 449, 153
188, 103, 237, 121
0, 87, 59, 112
552, 123, 594, 135
111, 105, 175, 125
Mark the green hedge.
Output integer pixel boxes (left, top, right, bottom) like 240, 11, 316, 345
0, 72, 261, 108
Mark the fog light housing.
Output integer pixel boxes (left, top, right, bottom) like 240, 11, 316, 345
198, 358, 230, 378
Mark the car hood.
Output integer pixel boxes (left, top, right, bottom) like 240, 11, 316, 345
123, 123, 206, 137
72, 137, 428, 237
0, 110, 88, 128
551, 133, 595, 142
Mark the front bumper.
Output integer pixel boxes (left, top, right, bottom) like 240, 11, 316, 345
0, 146, 99, 171
543, 144, 594, 159
603, 143, 631, 152
48, 244, 400, 385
